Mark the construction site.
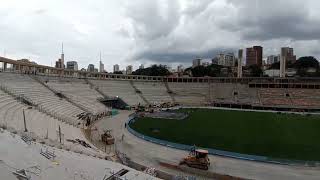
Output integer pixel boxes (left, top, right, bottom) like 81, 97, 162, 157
0, 57, 320, 179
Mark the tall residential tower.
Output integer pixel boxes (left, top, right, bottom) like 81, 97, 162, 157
99, 53, 105, 72
246, 46, 263, 67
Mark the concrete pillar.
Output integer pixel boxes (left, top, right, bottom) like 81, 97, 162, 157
237, 61, 243, 78
3, 62, 7, 71
280, 56, 286, 78
15, 64, 21, 72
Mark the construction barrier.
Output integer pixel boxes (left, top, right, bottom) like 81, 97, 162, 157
127, 116, 320, 167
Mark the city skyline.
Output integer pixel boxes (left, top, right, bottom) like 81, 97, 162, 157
0, 43, 309, 74
1, 0, 320, 72
57, 45, 299, 73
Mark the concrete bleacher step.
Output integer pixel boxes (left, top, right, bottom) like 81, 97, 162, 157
135, 81, 173, 104
129, 81, 150, 105
164, 81, 176, 103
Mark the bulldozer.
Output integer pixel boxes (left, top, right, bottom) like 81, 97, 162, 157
101, 130, 115, 145
179, 147, 210, 170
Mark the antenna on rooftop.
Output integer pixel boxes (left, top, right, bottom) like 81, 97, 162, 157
61, 43, 64, 54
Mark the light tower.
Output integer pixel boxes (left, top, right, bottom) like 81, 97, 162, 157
280, 48, 286, 78
280, 56, 286, 78
237, 49, 243, 78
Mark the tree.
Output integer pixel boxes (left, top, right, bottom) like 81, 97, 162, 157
207, 64, 224, 77
294, 56, 319, 77
113, 71, 123, 74
191, 66, 208, 77
184, 64, 224, 77
294, 56, 319, 69
268, 61, 295, 70
248, 65, 263, 77
268, 62, 280, 69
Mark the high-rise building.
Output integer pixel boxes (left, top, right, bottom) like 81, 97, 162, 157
212, 57, 219, 65
217, 53, 235, 67
192, 58, 201, 67
55, 43, 65, 69
246, 46, 263, 67
60, 43, 65, 69
55, 59, 63, 68
139, 64, 144, 69
99, 61, 104, 72
87, 64, 95, 72
177, 65, 184, 72
267, 55, 280, 65
281, 47, 296, 63
279, 47, 296, 78
126, 65, 133, 75
99, 53, 105, 72
113, 64, 120, 73
66, 61, 78, 71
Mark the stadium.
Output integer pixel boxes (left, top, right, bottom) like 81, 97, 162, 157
1, 57, 320, 180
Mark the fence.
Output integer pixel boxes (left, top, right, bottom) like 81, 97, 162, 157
127, 116, 320, 167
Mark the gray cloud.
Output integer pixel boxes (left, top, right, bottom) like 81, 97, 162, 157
223, 0, 320, 41
125, 0, 180, 41
242, 17, 320, 41
124, 0, 320, 64
1, 0, 320, 71
133, 47, 237, 63
182, 0, 213, 17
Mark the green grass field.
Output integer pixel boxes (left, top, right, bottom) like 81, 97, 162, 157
130, 109, 320, 161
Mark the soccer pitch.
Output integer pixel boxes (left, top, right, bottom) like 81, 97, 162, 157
130, 109, 320, 161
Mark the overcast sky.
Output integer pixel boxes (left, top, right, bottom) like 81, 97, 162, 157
1, 0, 320, 71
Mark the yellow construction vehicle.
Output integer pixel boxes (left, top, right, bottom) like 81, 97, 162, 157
101, 130, 115, 145
179, 147, 210, 170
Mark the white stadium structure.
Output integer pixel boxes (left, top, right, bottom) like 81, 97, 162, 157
0, 57, 320, 180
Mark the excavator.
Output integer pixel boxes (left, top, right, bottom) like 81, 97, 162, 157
101, 130, 115, 145
179, 146, 210, 170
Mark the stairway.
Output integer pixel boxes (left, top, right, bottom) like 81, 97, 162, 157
284, 88, 294, 107
164, 81, 176, 103
129, 81, 150, 105
256, 89, 263, 106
